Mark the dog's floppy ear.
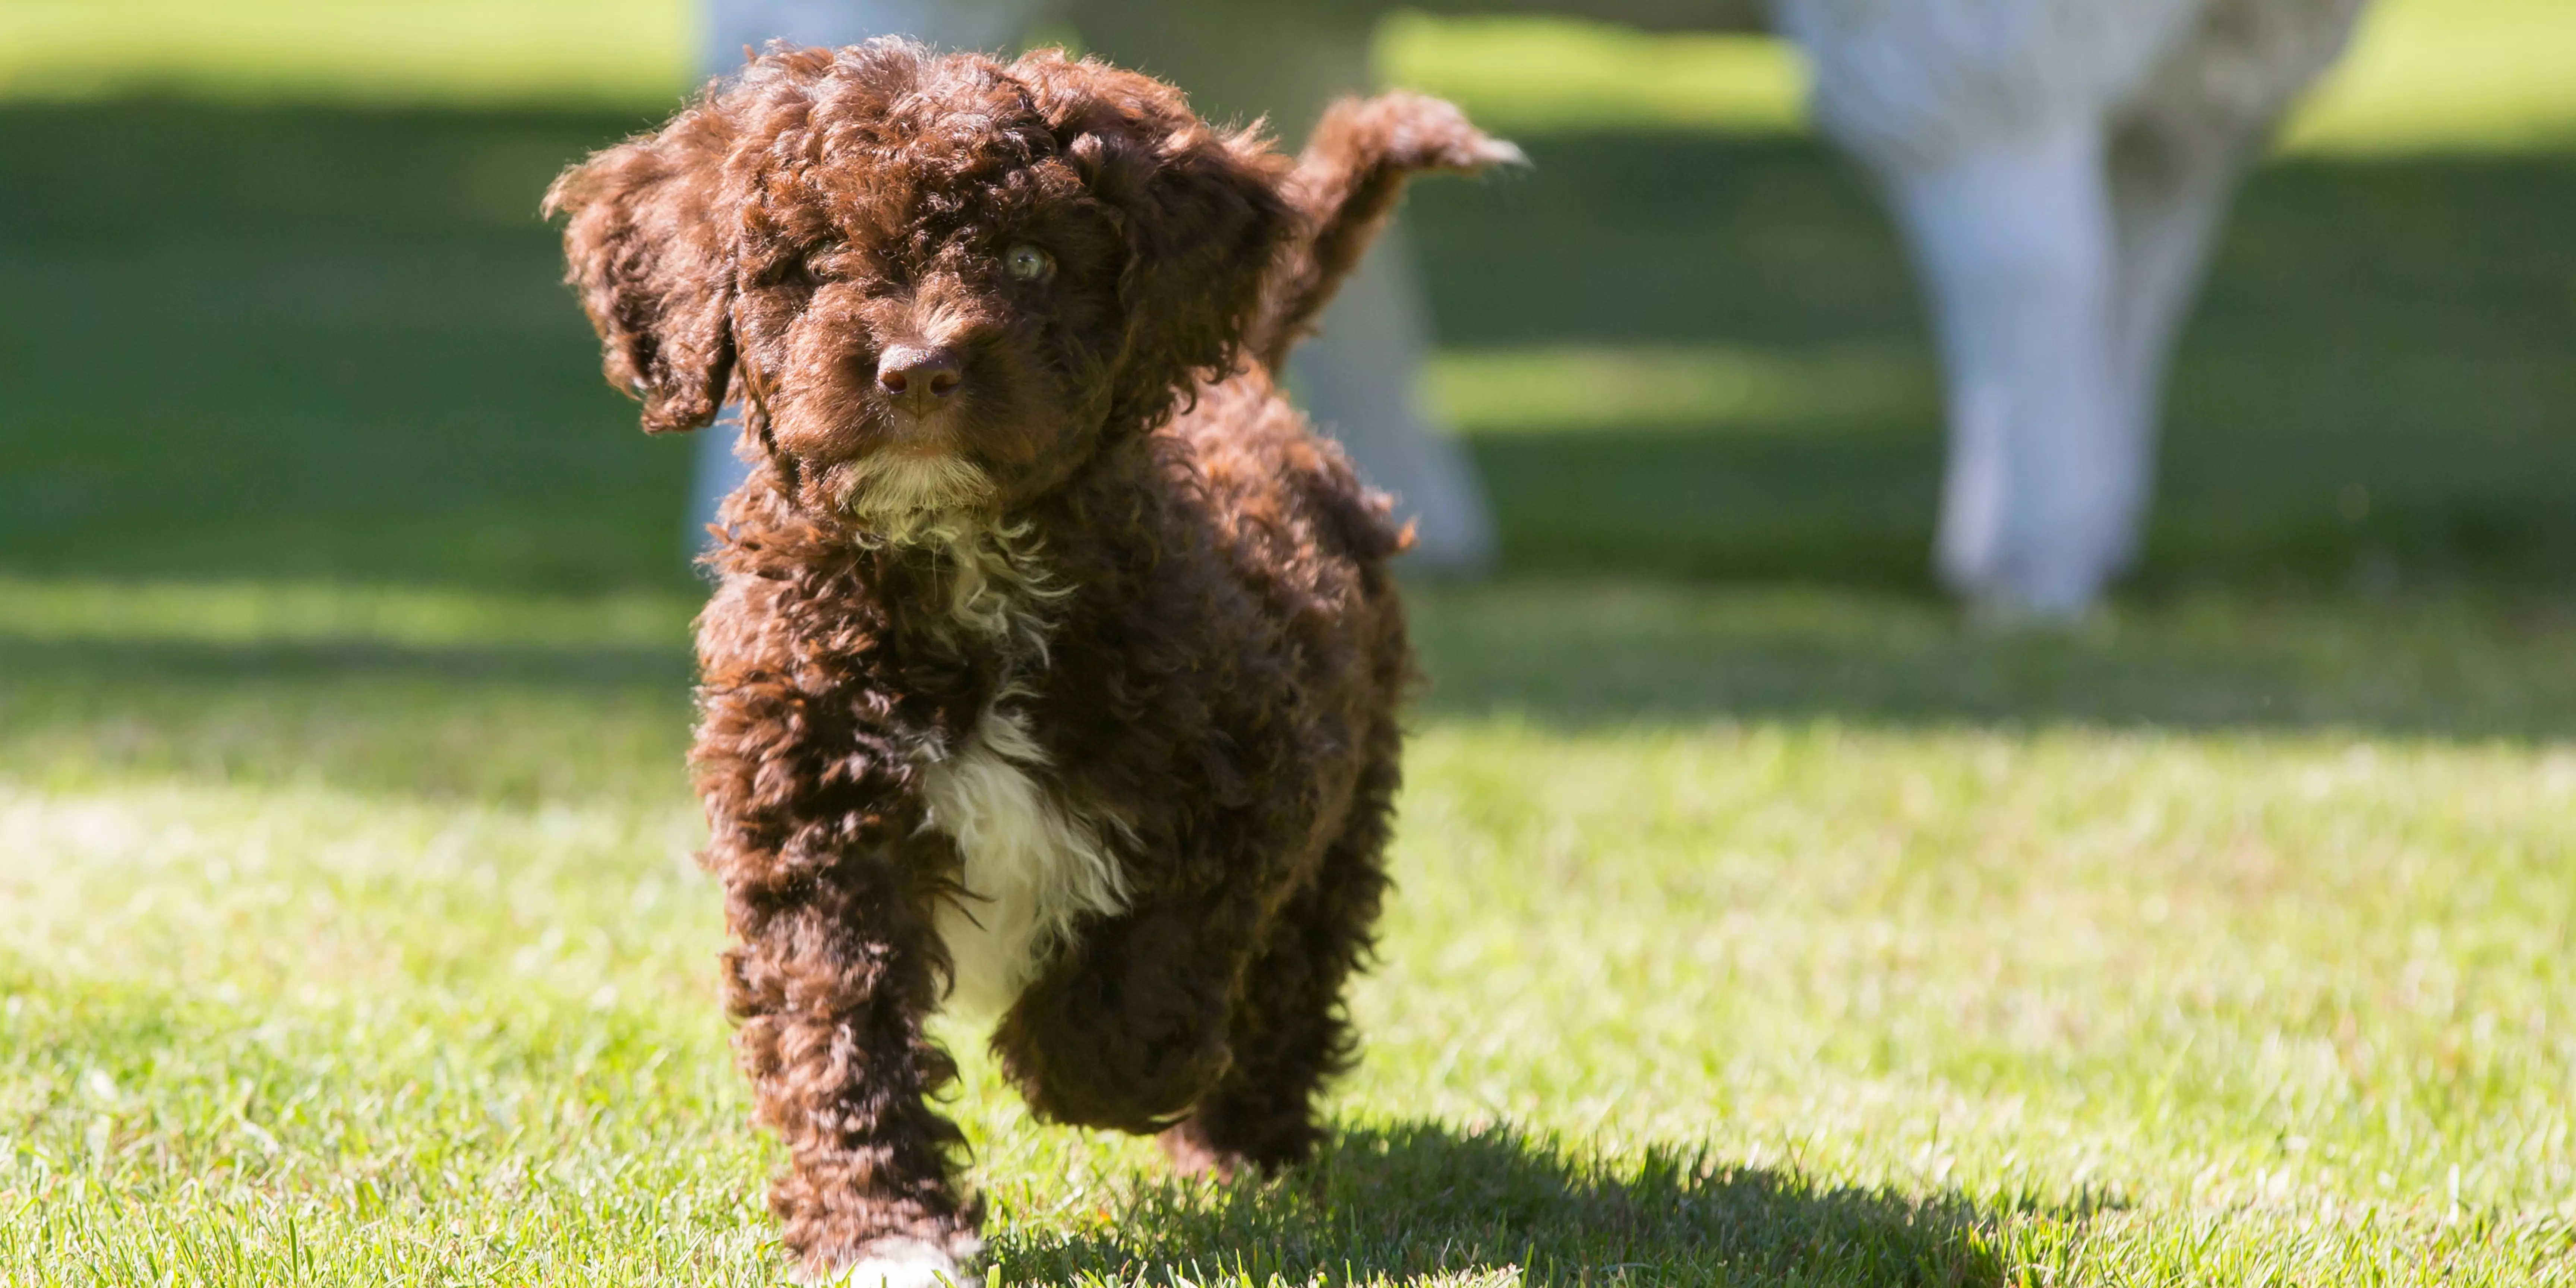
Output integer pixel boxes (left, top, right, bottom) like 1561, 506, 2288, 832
544, 106, 740, 435
1034, 59, 1298, 427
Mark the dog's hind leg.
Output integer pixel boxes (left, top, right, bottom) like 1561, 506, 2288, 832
1160, 726, 1402, 1176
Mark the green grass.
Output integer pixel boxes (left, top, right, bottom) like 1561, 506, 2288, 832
7, 107, 2571, 596
2283, 0, 2576, 155
1402, 132, 2576, 588
7, 581, 2576, 1283
1376, 0, 2576, 154
0, 0, 692, 109
1378, 17, 1809, 138
12, 0, 2574, 154
4, 3, 2576, 1284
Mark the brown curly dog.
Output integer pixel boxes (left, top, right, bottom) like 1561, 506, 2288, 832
546, 39, 1514, 1286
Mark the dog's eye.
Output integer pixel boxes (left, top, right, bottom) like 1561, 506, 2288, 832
1003, 243, 1054, 282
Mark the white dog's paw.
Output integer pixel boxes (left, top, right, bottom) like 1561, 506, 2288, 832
814, 1238, 967, 1288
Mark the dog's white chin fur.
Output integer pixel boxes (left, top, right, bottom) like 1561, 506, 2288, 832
806, 1238, 964, 1288
841, 452, 995, 546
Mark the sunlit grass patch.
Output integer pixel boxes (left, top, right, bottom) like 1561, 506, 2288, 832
5, 579, 2575, 1282
1428, 344, 1930, 437
3, 0, 2573, 1277
0, 0, 691, 109
1377, 15, 1805, 138
0, 581, 698, 802
0, 776, 765, 1284
0, 577, 692, 653
2285, 0, 2576, 155
9, 0, 2572, 158
1377, 0, 2576, 154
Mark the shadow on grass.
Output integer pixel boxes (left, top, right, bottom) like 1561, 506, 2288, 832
994, 1121, 2083, 1286
0, 635, 691, 689
11, 576, 2576, 808
1408, 582, 2576, 743
0, 635, 693, 804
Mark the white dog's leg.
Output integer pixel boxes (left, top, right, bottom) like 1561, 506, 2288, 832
2090, 0, 2376, 575
1878, 116, 2127, 617
2099, 124, 2243, 576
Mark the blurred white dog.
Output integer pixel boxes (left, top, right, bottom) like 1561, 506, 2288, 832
1775, 0, 2371, 614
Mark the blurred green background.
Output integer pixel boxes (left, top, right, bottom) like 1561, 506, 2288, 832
3, 0, 2570, 597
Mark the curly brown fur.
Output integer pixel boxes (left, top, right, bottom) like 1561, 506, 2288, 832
546, 40, 1510, 1282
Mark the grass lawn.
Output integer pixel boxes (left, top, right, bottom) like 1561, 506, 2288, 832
4, 2, 2575, 1284
7, 584, 2576, 1285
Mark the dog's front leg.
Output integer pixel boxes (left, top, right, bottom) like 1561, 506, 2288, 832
990, 892, 1252, 1134
705, 766, 980, 1285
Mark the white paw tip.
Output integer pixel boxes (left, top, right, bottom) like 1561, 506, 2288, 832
828, 1239, 965, 1288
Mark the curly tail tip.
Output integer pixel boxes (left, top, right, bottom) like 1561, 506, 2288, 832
1327, 90, 1527, 176
1256, 92, 1522, 369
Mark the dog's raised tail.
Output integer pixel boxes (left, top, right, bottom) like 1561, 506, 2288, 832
1252, 92, 1522, 372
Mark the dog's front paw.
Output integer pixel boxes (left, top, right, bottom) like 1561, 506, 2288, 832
804, 1238, 968, 1288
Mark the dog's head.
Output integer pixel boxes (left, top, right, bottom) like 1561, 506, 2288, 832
546, 41, 1295, 539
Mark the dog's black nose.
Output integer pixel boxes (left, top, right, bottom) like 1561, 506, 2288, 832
877, 345, 963, 416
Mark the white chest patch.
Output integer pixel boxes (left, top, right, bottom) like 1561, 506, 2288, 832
920, 704, 1128, 1019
